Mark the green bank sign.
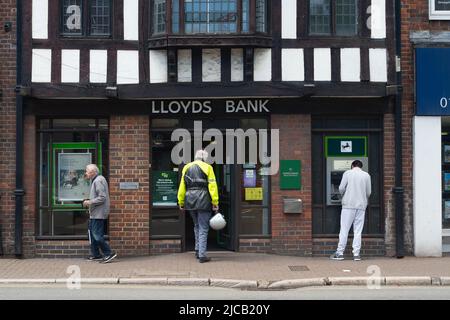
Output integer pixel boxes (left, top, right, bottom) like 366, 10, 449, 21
325, 136, 367, 157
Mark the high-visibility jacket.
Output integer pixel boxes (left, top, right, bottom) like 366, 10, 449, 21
177, 160, 219, 211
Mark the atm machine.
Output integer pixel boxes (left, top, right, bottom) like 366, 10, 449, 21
326, 157, 369, 206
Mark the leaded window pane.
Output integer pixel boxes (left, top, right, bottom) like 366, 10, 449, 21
336, 0, 357, 36
184, 0, 237, 34
153, 0, 166, 34
242, 0, 250, 32
309, 0, 331, 35
255, 0, 267, 33
90, 0, 111, 36
62, 0, 82, 35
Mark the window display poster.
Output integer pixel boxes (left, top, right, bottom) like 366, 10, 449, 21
444, 145, 450, 163
445, 172, 450, 192
445, 200, 450, 219
58, 153, 92, 201
435, 0, 450, 11
152, 170, 178, 206
245, 187, 263, 201
243, 169, 256, 187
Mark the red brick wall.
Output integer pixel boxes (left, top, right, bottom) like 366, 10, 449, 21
0, 1, 16, 256
384, 112, 396, 256
109, 116, 150, 256
270, 114, 312, 256
399, 1, 450, 255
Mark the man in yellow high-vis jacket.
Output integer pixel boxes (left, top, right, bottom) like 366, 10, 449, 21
178, 150, 219, 263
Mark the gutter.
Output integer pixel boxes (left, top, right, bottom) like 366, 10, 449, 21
14, 0, 24, 257
394, 0, 405, 258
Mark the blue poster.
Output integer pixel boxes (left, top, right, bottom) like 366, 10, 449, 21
243, 169, 256, 187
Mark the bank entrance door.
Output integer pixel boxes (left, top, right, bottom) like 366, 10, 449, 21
183, 119, 239, 252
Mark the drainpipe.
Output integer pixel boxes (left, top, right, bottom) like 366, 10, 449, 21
394, 0, 404, 258
14, 0, 24, 257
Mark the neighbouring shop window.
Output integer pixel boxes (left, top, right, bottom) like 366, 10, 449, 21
309, 0, 358, 36
151, 119, 183, 237
61, 0, 112, 36
312, 117, 383, 236
442, 120, 450, 228
38, 118, 108, 237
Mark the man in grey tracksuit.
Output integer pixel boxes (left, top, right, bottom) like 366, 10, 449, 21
331, 160, 371, 261
83, 164, 117, 263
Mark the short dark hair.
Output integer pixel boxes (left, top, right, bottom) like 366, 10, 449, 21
351, 160, 363, 168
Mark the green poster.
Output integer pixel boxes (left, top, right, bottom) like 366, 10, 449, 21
152, 171, 178, 206
280, 160, 301, 190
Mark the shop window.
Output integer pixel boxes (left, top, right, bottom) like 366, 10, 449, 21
151, 124, 183, 237
61, 0, 112, 37
309, 0, 358, 36
38, 118, 109, 237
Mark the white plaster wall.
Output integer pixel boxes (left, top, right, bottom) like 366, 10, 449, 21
90, 50, 107, 83
117, 50, 139, 84
32, 0, 48, 39
340, 48, 360, 82
413, 116, 442, 257
177, 49, 192, 82
231, 49, 244, 82
369, 48, 387, 82
254, 49, 272, 81
202, 49, 221, 82
61, 49, 80, 83
282, 0, 297, 39
371, 0, 386, 39
282, 49, 304, 81
124, 0, 139, 40
32, 49, 51, 83
314, 48, 331, 81
150, 50, 168, 83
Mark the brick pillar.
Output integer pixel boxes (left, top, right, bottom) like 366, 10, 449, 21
0, 1, 17, 256
23, 114, 36, 257
109, 115, 150, 256
384, 112, 396, 256
271, 114, 312, 256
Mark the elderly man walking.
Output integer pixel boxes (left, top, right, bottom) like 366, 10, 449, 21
330, 160, 371, 261
83, 164, 117, 263
177, 150, 219, 263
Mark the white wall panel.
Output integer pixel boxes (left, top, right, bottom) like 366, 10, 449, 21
32, 0, 48, 39
369, 48, 387, 82
282, 49, 304, 81
340, 48, 360, 82
314, 48, 331, 81
414, 116, 442, 257
32, 49, 51, 83
124, 0, 139, 40
90, 50, 107, 83
177, 49, 192, 82
254, 49, 272, 81
117, 50, 139, 84
282, 0, 297, 39
61, 50, 80, 83
231, 49, 244, 82
371, 0, 386, 39
202, 49, 221, 82
150, 50, 168, 83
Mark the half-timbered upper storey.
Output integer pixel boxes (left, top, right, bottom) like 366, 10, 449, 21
25, 0, 395, 99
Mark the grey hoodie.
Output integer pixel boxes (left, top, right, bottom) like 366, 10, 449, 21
339, 167, 371, 210
89, 175, 110, 219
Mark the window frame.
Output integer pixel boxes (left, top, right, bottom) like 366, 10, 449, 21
60, 0, 113, 38
308, 0, 359, 37
150, 0, 270, 37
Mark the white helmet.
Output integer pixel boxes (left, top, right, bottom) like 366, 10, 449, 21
209, 212, 226, 230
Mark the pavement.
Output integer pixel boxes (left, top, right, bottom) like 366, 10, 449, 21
1, 252, 450, 290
